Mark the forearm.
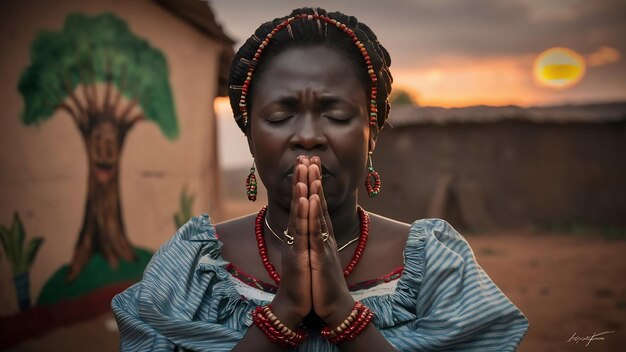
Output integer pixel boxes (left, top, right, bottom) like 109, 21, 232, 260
323, 298, 398, 352
232, 301, 303, 352
337, 324, 398, 352
231, 325, 286, 352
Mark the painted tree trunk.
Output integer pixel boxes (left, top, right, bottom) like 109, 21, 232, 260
66, 121, 136, 282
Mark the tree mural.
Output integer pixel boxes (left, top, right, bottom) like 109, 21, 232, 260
18, 13, 178, 281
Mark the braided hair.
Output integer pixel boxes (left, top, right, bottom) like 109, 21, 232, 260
228, 7, 393, 137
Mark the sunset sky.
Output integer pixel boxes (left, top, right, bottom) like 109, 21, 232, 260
209, 0, 626, 167
211, 0, 625, 106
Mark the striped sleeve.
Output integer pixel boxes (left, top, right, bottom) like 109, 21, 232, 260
384, 219, 528, 351
111, 215, 246, 352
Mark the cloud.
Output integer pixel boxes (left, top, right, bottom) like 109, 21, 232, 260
586, 46, 621, 67
211, 0, 626, 70
374, 0, 626, 69
209, 0, 626, 106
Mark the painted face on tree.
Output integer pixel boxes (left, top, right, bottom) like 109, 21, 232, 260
89, 121, 120, 184
248, 45, 373, 210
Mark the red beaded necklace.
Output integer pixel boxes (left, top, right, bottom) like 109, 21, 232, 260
255, 205, 369, 286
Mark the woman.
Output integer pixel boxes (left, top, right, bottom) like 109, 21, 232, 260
112, 7, 528, 351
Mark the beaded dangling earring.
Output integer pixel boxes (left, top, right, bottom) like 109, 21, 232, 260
365, 151, 381, 197
246, 161, 257, 202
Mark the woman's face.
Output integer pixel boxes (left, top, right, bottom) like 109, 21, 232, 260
249, 45, 372, 210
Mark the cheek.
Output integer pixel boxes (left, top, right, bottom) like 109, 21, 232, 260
332, 126, 369, 177
249, 123, 288, 186
250, 120, 284, 154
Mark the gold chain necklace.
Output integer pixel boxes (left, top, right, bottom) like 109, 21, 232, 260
264, 211, 360, 252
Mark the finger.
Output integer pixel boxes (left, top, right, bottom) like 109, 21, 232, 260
297, 155, 311, 168
308, 163, 321, 187
292, 157, 308, 188
287, 163, 307, 241
310, 156, 321, 172
296, 163, 308, 188
308, 194, 320, 240
309, 180, 327, 234
308, 156, 320, 188
297, 158, 310, 200
310, 179, 334, 237
308, 194, 326, 253
295, 196, 309, 253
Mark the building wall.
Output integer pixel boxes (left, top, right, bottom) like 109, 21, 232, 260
0, 0, 222, 319
359, 120, 626, 230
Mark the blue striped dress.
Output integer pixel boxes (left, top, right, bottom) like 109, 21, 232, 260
112, 214, 528, 351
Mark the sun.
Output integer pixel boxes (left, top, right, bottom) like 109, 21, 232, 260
533, 47, 586, 89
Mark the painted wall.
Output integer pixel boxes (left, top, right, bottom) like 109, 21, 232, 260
0, 0, 223, 320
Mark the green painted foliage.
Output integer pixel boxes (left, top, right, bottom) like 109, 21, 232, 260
0, 213, 45, 276
18, 12, 178, 139
174, 186, 195, 229
37, 247, 153, 306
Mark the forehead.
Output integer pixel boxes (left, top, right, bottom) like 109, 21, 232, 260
252, 45, 365, 103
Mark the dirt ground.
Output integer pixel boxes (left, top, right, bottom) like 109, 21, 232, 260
8, 204, 626, 351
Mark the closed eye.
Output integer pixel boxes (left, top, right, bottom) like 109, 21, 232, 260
324, 114, 352, 123
264, 114, 293, 124
319, 97, 357, 123
260, 97, 298, 124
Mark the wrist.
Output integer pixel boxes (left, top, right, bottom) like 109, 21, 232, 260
270, 299, 304, 330
323, 295, 356, 328
321, 301, 374, 344
252, 305, 307, 348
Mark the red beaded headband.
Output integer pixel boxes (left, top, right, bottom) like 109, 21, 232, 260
238, 13, 379, 129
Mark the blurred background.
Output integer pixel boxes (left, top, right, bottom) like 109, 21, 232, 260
0, 0, 624, 351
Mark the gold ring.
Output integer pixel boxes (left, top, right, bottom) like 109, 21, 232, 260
321, 232, 329, 242
283, 230, 294, 245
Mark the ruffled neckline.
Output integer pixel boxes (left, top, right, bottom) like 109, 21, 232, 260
194, 213, 428, 328
225, 262, 405, 294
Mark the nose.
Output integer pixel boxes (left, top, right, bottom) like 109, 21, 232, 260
289, 114, 327, 151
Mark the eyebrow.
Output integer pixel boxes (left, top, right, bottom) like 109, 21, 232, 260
318, 95, 361, 113
273, 96, 300, 108
261, 93, 356, 113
